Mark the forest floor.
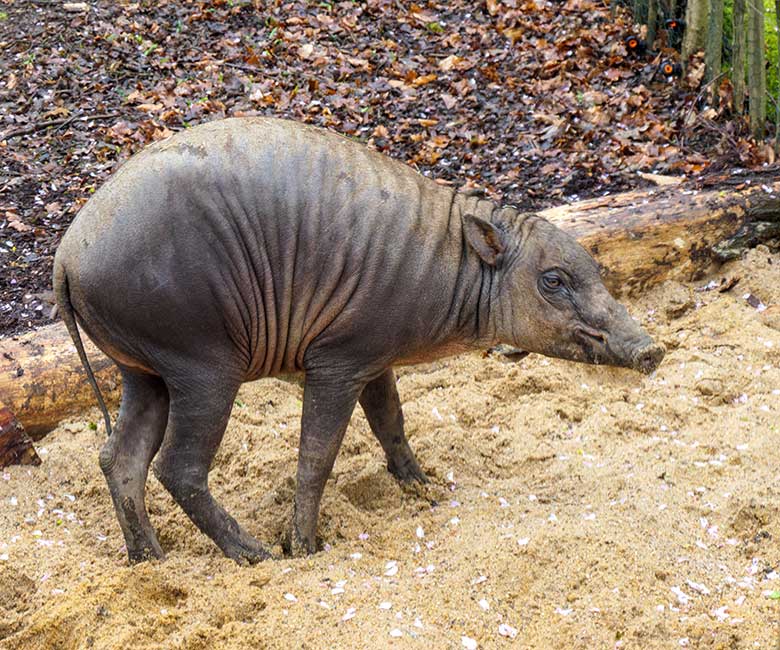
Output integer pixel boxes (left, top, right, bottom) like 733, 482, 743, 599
1, 247, 780, 649
0, 0, 773, 334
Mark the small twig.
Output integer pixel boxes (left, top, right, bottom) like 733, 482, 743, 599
1, 113, 119, 140
680, 71, 728, 148
697, 118, 741, 151
222, 61, 262, 74
52, 113, 81, 134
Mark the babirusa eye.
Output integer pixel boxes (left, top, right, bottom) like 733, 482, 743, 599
542, 274, 563, 291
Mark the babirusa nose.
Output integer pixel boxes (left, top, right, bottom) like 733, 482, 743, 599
631, 343, 665, 374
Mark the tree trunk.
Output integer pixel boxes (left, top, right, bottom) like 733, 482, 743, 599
682, 0, 710, 64
2, 169, 779, 439
732, 0, 747, 114
704, 0, 724, 99
633, 0, 649, 25
0, 325, 121, 439
775, 0, 780, 153
747, 0, 767, 138
647, 0, 659, 48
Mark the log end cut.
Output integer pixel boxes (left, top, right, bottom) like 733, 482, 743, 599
0, 405, 41, 469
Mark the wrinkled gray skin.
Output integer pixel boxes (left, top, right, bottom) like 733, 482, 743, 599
53, 118, 664, 564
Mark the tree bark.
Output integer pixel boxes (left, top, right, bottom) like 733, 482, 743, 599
682, 0, 709, 64
732, 0, 747, 114
704, 0, 724, 99
0, 325, 121, 439
1, 169, 779, 439
647, 0, 658, 49
775, 0, 780, 153
634, 0, 649, 26
747, 0, 767, 138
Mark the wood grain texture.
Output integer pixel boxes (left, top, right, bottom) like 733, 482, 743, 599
0, 325, 121, 439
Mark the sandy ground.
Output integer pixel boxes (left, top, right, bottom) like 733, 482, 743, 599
2, 248, 780, 650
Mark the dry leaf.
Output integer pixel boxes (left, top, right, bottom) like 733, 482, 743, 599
439, 55, 462, 72
8, 219, 32, 232
637, 172, 684, 186
441, 93, 458, 109
136, 103, 162, 113
299, 43, 314, 60
412, 74, 438, 86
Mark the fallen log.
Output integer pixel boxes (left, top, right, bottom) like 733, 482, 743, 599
0, 168, 778, 438
0, 404, 41, 468
540, 167, 780, 295
0, 324, 121, 440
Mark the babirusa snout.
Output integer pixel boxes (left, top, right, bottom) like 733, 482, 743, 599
630, 342, 665, 374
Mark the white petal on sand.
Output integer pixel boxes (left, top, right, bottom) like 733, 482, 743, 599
379, 601, 392, 610
385, 561, 399, 577
671, 587, 691, 605
498, 623, 518, 639
478, 599, 489, 611
389, 629, 403, 638
283, 593, 297, 602
686, 580, 710, 595
342, 607, 356, 622
461, 636, 478, 649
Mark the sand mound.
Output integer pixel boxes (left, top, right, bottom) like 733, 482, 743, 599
2, 247, 779, 649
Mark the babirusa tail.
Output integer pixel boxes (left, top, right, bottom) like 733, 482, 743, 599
53, 261, 113, 435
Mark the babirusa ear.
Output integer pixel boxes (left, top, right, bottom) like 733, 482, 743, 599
462, 214, 506, 266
